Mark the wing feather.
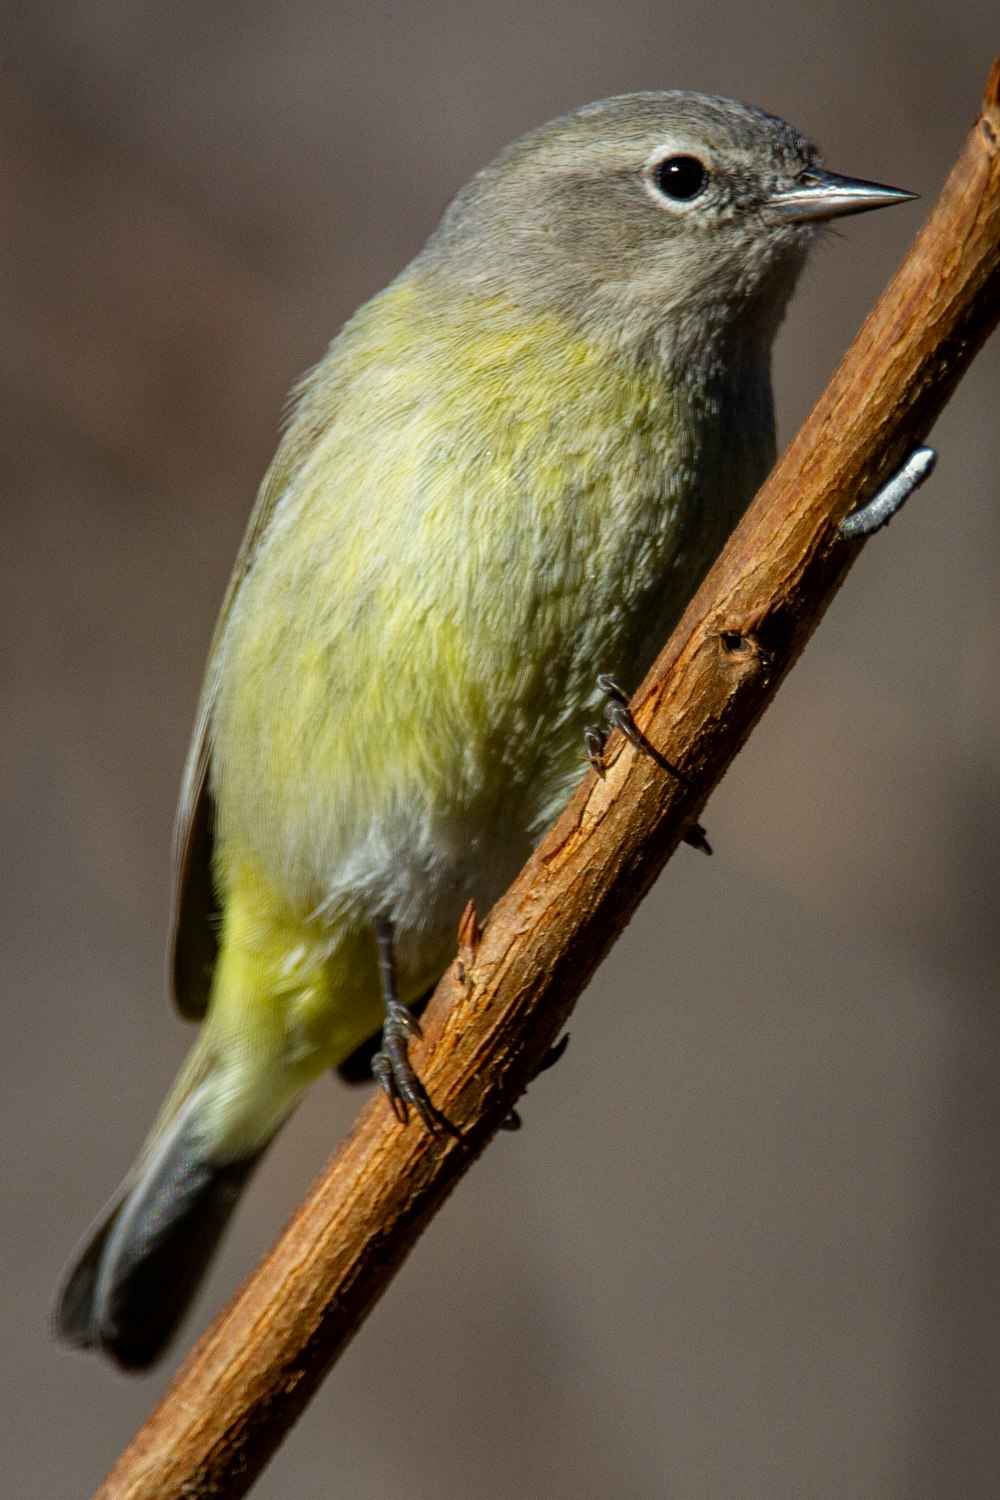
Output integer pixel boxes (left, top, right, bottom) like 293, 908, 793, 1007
168, 374, 333, 1017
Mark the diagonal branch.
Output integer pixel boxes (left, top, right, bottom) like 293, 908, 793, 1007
95, 59, 1000, 1500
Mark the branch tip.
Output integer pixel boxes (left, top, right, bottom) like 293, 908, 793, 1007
457, 899, 483, 963
984, 56, 1000, 118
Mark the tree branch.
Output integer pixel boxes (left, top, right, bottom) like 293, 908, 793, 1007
94, 59, 1000, 1500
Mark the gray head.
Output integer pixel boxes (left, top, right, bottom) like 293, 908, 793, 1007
418, 92, 911, 356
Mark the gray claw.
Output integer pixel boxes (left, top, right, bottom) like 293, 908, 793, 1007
591, 675, 687, 782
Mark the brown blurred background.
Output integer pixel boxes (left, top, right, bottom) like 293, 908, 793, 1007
2, 5, 998, 1497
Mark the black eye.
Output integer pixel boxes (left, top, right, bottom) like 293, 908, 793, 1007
653, 155, 708, 201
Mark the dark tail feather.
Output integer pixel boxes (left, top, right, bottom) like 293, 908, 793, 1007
55, 1100, 267, 1371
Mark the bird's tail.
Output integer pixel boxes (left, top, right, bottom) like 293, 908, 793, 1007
54, 1031, 286, 1371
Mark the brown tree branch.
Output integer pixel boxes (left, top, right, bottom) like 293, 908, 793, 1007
95, 60, 1000, 1500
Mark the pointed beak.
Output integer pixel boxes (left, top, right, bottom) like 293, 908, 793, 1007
765, 168, 917, 225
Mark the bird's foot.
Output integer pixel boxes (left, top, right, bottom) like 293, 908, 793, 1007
371, 1002, 451, 1134
372, 919, 458, 1137
838, 445, 937, 540
586, 674, 687, 779
498, 1034, 571, 1132
583, 674, 686, 779
584, 675, 710, 853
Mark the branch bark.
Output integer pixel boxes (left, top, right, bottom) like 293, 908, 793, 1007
95, 60, 1000, 1500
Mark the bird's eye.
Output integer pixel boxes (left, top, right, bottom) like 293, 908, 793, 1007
652, 155, 708, 201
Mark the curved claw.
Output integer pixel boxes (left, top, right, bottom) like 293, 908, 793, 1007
537, 1032, 570, 1075
372, 1036, 458, 1137
593, 675, 687, 783
583, 724, 608, 777
372, 1050, 409, 1124
683, 823, 713, 856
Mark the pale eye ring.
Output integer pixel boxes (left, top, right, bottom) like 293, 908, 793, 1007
652, 155, 708, 202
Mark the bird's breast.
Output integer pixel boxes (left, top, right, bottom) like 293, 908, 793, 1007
210, 285, 773, 959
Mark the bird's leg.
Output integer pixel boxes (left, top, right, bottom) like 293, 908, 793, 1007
370, 917, 456, 1136
837, 445, 937, 540
584, 675, 711, 855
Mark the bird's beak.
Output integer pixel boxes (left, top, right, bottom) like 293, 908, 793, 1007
765, 168, 917, 224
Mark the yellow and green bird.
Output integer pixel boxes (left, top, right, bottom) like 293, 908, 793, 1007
55, 91, 911, 1369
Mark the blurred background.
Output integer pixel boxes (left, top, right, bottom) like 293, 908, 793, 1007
2, 4, 998, 1497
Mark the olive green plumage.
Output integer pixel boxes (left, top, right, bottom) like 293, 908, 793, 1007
56, 90, 905, 1369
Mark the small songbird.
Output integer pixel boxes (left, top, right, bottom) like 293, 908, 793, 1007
55, 92, 912, 1369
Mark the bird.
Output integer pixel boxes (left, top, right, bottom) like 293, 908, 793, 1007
55, 90, 913, 1370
